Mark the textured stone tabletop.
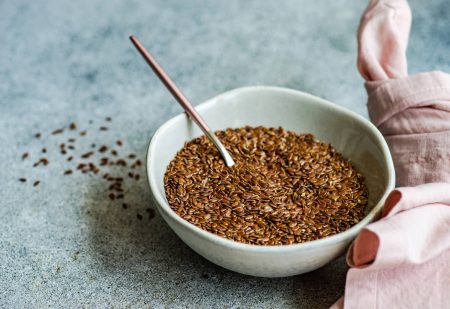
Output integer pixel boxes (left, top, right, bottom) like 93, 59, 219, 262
1, 0, 448, 307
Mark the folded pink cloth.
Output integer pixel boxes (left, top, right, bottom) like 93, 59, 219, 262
344, 184, 450, 308
331, 0, 450, 308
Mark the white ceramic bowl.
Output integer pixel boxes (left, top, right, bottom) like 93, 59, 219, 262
147, 86, 395, 277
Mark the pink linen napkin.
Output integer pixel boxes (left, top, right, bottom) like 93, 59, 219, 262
331, 0, 450, 308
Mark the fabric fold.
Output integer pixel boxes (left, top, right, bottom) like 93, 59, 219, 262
332, 0, 450, 308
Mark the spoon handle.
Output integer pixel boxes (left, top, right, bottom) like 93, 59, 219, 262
130, 35, 235, 167
130, 35, 210, 132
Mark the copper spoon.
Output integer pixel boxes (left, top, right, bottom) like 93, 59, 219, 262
130, 35, 235, 167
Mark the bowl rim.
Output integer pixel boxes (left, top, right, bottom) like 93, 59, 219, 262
146, 86, 395, 252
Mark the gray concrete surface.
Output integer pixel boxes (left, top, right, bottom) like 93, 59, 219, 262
1, 0, 448, 307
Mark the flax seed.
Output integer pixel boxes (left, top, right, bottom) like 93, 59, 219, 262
164, 126, 368, 246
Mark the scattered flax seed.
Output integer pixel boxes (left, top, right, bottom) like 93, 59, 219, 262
164, 126, 368, 246
88, 163, 100, 174
33, 158, 49, 167
134, 174, 140, 181
22, 120, 142, 217
135, 159, 142, 166
52, 128, 64, 135
81, 151, 94, 159
116, 159, 127, 167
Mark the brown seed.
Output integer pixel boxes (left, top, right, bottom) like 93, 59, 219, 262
52, 128, 64, 135
99, 126, 108, 131
64, 169, 73, 175
128, 154, 137, 159
68, 138, 76, 143
128, 172, 134, 178
67, 156, 73, 162
69, 123, 77, 130
35, 133, 41, 139
81, 151, 94, 159
21, 153, 29, 160
111, 150, 118, 156
134, 174, 140, 181
116, 159, 127, 166
109, 193, 115, 200
122, 203, 128, 209
116, 140, 123, 146
137, 214, 143, 220
19, 178, 26, 182
33, 180, 40, 187
42, 148, 47, 153
98, 145, 108, 153
33, 158, 49, 167
80, 131, 87, 136
68, 145, 75, 150
105, 117, 112, 122
163, 126, 368, 246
